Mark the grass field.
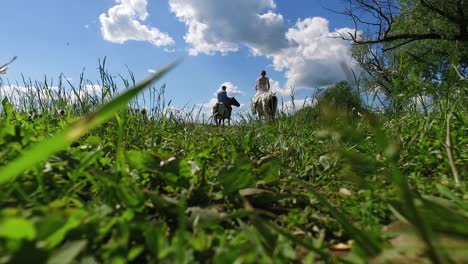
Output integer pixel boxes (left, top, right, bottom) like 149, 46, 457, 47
0, 63, 467, 263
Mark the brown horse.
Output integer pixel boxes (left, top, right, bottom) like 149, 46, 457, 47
212, 97, 240, 126
253, 92, 277, 120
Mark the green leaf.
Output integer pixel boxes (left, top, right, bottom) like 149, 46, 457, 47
144, 222, 169, 258
219, 156, 255, 195
36, 214, 67, 241
160, 158, 191, 188
45, 210, 86, 248
127, 246, 144, 261
84, 135, 102, 148
418, 197, 468, 237
254, 156, 281, 184
48, 240, 87, 264
0, 97, 15, 139
0, 217, 36, 240
190, 231, 213, 252
126, 150, 161, 172
302, 181, 382, 257
117, 185, 143, 208
436, 184, 468, 211
1, 97, 14, 118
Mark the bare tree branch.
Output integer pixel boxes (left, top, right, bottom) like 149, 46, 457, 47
336, 0, 468, 50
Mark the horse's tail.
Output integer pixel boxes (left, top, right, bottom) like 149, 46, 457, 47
213, 102, 221, 115
269, 94, 278, 116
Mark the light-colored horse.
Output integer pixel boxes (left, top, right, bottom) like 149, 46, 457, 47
253, 92, 277, 120
212, 97, 240, 126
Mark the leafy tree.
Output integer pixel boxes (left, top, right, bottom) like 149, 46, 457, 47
336, 0, 467, 112
319, 81, 364, 112
340, 0, 468, 49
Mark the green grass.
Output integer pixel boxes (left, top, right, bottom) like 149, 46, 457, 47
0, 62, 467, 263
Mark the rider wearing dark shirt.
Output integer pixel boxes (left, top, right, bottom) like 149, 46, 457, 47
217, 85, 232, 115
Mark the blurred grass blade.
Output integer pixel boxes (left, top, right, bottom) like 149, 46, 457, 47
48, 240, 87, 264
436, 184, 468, 211
301, 181, 382, 257
252, 215, 331, 261
369, 121, 449, 264
388, 163, 448, 264
237, 219, 269, 260
0, 60, 179, 184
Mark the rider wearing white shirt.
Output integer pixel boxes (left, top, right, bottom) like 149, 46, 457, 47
251, 70, 270, 114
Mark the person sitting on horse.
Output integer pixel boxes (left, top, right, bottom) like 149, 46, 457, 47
251, 70, 270, 114
217, 85, 232, 115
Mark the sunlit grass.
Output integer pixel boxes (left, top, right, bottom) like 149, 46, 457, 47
0, 60, 466, 263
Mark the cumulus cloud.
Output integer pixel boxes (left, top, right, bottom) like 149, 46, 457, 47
269, 79, 294, 97
100, 0, 174, 47
270, 17, 358, 89
168, 0, 287, 55
213, 82, 245, 97
200, 98, 218, 112
169, 0, 358, 89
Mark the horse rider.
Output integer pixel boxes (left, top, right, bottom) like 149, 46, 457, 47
217, 85, 232, 116
251, 70, 271, 114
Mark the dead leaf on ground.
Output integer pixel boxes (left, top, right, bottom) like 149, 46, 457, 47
370, 221, 468, 264
329, 240, 354, 251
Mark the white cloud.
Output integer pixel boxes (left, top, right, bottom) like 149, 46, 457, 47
269, 79, 293, 97
213, 82, 245, 97
100, 0, 174, 47
200, 98, 219, 115
269, 17, 358, 89
147, 69, 156, 74
168, 0, 287, 55
169, 0, 359, 89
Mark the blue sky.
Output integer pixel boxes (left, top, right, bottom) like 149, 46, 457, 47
0, 0, 359, 117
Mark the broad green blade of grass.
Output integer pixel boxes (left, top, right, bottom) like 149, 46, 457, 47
368, 122, 449, 263
388, 163, 448, 264
0, 60, 179, 184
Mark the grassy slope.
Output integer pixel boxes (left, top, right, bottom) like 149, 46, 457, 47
0, 70, 467, 263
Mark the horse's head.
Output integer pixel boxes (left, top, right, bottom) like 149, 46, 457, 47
230, 97, 240, 107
